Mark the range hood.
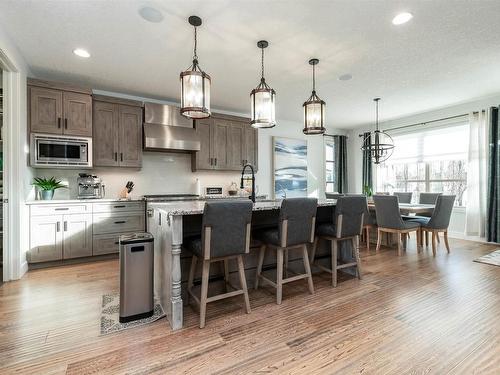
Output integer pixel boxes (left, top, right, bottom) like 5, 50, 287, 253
143, 102, 200, 152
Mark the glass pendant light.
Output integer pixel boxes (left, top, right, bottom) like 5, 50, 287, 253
303, 58, 326, 135
361, 98, 394, 164
180, 15, 211, 119
250, 40, 276, 128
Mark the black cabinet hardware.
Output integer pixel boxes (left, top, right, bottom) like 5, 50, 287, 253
57, 117, 61, 129
55, 207, 69, 211
64, 118, 68, 129
114, 221, 126, 224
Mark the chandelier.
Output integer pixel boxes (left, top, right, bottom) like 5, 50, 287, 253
250, 40, 276, 128
303, 58, 326, 135
361, 98, 394, 164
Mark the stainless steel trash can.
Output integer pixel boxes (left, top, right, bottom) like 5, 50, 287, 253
119, 232, 154, 323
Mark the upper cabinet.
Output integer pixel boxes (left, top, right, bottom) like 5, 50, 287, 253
192, 113, 258, 172
28, 79, 92, 137
92, 95, 143, 168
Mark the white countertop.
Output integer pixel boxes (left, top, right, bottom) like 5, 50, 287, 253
149, 199, 337, 216
25, 198, 143, 205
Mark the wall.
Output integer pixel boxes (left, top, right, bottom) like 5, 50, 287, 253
346, 93, 500, 239
0, 24, 33, 279
34, 89, 345, 200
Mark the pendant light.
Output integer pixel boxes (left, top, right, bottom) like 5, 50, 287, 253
250, 40, 276, 128
361, 98, 394, 164
303, 58, 326, 135
180, 15, 211, 119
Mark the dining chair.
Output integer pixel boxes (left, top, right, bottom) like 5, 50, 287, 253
373, 195, 421, 256
404, 195, 455, 256
346, 194, 377, 251
418, 192, 442, 217
326, 192, 344, 199
254, 198, 316, 305
310, 196, 365, 287
393, 192, 412, 203
184, 200, 253, 328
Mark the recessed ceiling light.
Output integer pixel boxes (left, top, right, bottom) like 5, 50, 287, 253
73, 48, 90, 58
338, 73, 352, 81
139, 6, 164, 23
392, 12, 413, 25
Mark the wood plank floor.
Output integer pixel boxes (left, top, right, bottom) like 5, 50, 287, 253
0, 239, 499, 374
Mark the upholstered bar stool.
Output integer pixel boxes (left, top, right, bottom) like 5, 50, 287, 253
184, 201, 253, 328
311, 196, 365, 287
373, 195, 421, 255
346, 194, 377, 251
405, 195, 455, 256
254, 198, 317, 305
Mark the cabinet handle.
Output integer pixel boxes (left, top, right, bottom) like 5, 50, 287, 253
56, 222, 60, 232
120, 153, 123, 162
113, 205, 126, 208
159, 213, 162, 226
64, 118, 68, 129
209, 157, 213, 165
57, 117, 61, 129
114, 221, 126, 224
114, 241, 120, 245
114, 152, 117, 161
214, 158, 217, 166
64, 221, 67, 231
55, 207, 69, 211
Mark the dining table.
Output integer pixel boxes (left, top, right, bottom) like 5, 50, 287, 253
368, 202, 435, 216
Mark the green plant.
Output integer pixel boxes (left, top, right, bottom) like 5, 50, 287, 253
363, 185, 373, 197
32, 177, 67, 191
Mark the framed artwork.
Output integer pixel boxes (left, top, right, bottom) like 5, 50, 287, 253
273, 137, 308, 198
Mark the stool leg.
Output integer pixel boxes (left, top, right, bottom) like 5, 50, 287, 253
366, 227, 370, 252
284, 249, 289, 278
199, 260, 210, 329
276, 247, 284, 305
237, 255, 251, 314
302, 244, 314, 294
352, 236, 362, 279
255, 245, 266, 290
310, 237, 319, 264
187, 255, 197, 305
376, 229, 382, 253
223, 259, 230, 292
331, 240, 338, 287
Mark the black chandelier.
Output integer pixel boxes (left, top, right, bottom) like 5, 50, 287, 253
180, 16, 211, 119
303, 58, 326, 135
361, 98, 394, 164
250, 40, 276, 128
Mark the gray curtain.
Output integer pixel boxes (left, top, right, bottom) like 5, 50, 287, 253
334, 135, 348, 193
362, 132, 373, 192
487, 107, 499, 243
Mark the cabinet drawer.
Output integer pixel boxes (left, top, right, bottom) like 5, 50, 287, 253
93, 212, 144, 234
31, 203, 92, 216
93, 233, 124, 255
92, 201, 144, 213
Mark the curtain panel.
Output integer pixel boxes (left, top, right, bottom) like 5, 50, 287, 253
465, 111, 488, 238
487, 107, 499, 243
334, 135, 348, 193
362, 132, 373, 192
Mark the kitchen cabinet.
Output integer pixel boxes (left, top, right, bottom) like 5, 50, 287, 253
93, 95, 143, 168
28, 79, 92, 136
62, 214, 93, 259
192, 113, 258, 171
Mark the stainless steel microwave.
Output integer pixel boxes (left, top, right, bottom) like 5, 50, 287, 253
30, 133, 92, 168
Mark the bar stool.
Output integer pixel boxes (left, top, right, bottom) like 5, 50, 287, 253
184, 201, 253, 328
254, 198, 317, 305
346, 194, 377, 251
311, 196, 365, 287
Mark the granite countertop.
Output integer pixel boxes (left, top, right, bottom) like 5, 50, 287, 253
150, 199, 336, 216
25, 198, 143, 205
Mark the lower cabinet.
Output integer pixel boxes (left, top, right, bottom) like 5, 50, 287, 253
63, 214, 93, 259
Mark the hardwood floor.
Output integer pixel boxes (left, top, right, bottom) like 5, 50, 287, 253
0, 238, 499, 374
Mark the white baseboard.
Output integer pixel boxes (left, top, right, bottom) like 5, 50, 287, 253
19, 260, 28, 279
447, 231, 489, 243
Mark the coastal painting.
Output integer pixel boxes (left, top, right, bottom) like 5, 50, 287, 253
273, 137, 308, 198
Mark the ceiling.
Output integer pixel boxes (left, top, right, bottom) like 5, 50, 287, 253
2, 0, 500, 129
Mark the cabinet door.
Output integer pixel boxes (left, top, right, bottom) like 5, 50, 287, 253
30, 87, 63, 134
192, 119, 214, 170
29, 215, 63, 263
118, 105, 142, 167
227, 122, 245, 170
244, 126, 258, 171
63, 214, 93, 259
63, 92, 92, 136
93, 101, 119, 166
213, 118, 230, 170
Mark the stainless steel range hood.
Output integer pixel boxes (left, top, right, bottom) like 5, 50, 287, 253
143, 102, 200, 152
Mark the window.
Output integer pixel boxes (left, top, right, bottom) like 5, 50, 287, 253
376, 122, 469, 206
325, 139, 336, 192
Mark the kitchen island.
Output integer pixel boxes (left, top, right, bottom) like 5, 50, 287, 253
148, 198, 338, 330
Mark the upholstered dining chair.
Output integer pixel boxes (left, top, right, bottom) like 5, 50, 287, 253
254, 198, 316, 305
404, 195, 455, 256
393, 192, 413, 204
373, 195, 421, 256
310, 196, 365, 287
419, 192, 442, 217
184, 200, 253, 328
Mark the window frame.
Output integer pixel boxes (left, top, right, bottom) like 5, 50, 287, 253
325, 138, 336, 193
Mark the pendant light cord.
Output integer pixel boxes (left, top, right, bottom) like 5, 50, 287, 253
312, 63, 316, 92
261, 47, 265, 80
193, 26, 198, 61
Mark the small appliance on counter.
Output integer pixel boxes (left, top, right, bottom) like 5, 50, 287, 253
77, 173, 105, 199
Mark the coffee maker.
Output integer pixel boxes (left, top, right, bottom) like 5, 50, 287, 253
77, 173, 105, 199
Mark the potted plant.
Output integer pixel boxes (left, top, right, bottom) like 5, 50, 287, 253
33, 177, 67, 200
363, 185, 373, 201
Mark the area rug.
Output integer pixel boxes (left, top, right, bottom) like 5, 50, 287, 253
100, 293, 165, 335
473, 249, 500, 267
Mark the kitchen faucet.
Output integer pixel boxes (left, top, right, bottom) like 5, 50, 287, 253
240, 163, 256, 203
